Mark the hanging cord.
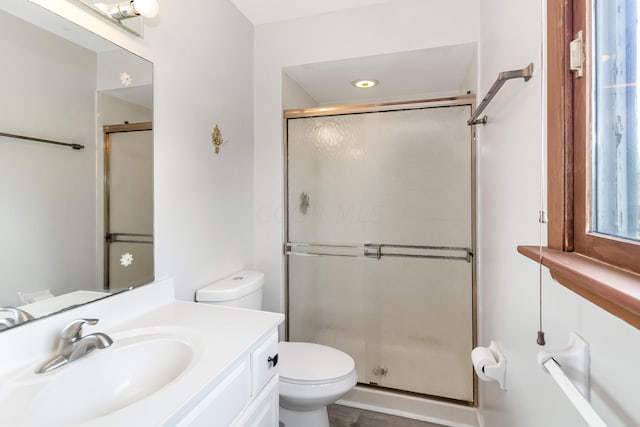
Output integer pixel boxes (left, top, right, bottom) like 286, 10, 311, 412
536, 0, 547, 347
537, 257, 546, 345
537, 204, 547, 346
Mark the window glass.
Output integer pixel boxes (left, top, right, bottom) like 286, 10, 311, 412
592, 0, 640, 241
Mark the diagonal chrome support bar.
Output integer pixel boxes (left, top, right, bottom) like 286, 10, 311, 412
468, 63, 534, 126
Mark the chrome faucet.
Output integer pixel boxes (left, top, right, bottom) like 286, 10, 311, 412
36, 318, 113, 374
0, 307, 34, 330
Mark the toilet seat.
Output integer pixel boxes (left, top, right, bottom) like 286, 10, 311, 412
278, 342, 358, 425
278, 342, 355, 385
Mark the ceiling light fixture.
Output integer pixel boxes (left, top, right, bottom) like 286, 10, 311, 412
95, 0, 160, 20
351, 79, 378, 89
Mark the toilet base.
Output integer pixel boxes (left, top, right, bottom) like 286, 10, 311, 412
279, 405, 329, 427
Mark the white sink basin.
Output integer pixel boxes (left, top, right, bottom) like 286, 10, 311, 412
0, 327, 199, 426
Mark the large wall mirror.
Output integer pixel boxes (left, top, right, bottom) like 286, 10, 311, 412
0, 1, 153, 330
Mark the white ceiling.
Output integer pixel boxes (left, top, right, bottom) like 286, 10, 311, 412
229, 2, 477, 106
230, 0, 398, 25
102, 85, 153, 110
284, 43, 477, 106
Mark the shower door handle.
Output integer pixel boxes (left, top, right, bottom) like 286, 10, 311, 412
286, 241, 472, 262
363, 243, 381, 259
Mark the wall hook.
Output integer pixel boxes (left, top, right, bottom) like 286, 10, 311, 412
211, 124, 227, 154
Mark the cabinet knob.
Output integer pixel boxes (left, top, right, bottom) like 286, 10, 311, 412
268, 354, 279, 367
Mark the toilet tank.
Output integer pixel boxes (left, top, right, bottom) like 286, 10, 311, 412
195, 270, 264, 310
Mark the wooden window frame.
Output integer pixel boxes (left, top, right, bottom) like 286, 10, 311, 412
518, 0, 640, 329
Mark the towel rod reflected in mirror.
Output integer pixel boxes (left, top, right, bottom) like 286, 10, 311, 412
0, 131, 84, 150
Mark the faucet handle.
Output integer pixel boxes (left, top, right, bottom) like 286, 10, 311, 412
0, 307, 34, 324
60, 318, 99, 341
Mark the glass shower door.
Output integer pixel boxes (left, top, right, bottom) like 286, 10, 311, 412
105, 124, 153, 291
286, 103, 474, 402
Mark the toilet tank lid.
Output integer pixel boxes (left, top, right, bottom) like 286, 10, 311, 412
196, 270, 264, 302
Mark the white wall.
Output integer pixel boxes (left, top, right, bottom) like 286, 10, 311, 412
146, 1, 254, 301
282, 72, 317, 110
478, 1, 640, 426
0, 10, 98, 305
254, 0, 480, 313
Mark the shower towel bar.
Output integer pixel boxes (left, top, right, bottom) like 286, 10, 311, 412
467, 63, 534, 126
286, 242, 472, 262
0, 131, 85, 150
543, 358, 607, 427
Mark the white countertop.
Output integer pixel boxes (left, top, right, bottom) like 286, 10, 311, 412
0, 278, 284, 426
19, 290, 111, 318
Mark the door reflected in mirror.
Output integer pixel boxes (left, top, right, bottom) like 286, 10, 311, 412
104, 122, 153, 291
0, 2, 153, 328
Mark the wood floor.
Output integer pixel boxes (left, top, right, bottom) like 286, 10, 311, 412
328, 404, 445, 427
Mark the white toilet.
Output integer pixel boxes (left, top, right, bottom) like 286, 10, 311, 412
196, 270, 357, 427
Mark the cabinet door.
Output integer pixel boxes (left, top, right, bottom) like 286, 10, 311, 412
251, 332, 279, 395
233, 375, 279, 427
175, 358, 250, 427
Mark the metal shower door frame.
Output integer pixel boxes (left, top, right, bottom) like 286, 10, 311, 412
282, 95, 478, 405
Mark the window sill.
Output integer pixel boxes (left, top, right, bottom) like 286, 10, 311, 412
518, 245, 640, 330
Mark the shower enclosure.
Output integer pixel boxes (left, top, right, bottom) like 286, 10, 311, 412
284, 97, 476, 404
104, 123, 154, 291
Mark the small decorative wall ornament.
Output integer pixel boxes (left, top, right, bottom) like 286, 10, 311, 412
119, 72, 132, 86
120, 252, 134, 267
299, 192, 310, 215
211, 124, 227, 154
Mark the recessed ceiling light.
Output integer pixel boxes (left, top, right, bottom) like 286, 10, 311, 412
352, 79, 378, 89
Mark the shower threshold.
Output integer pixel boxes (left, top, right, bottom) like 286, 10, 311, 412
337, 385, 480, 427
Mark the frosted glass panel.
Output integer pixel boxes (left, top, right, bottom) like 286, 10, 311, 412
109, 130, 153, 234
108, 129, 153, 290
287, 106, 471, 246
288, 256, 473, 400
288, 256, 368, 381
373, 258, 472, 400
286, 104, 474, 402
288, 114, 368, 244
108, 242, 153, 291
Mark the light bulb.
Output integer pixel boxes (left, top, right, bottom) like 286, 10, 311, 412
132, 0, 159, 18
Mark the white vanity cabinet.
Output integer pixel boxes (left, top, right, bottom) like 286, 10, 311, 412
0, 280, 284, 427
174, 330, 280, 427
